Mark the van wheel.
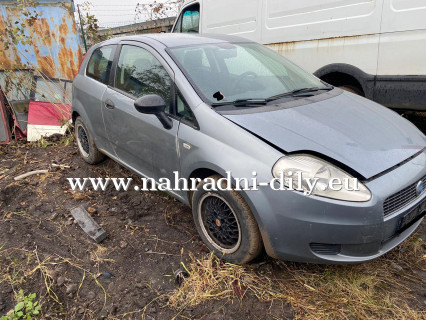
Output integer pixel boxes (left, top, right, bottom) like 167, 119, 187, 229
75, 117, 105, 164
192, 175, 263, 264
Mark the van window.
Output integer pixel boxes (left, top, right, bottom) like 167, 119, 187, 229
173, 3, 200, 33
86, 46, 115, 85
114, 45, 172, 113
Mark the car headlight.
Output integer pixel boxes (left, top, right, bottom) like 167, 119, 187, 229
272, 154, 371, 202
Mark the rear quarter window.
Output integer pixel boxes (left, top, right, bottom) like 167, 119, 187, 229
86, 46, 115, 85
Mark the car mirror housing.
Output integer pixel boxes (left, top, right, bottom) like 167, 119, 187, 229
134, 94, 173, 130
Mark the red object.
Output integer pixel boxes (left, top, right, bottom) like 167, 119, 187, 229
28, 101, 71, 126
14, 125, 26, 139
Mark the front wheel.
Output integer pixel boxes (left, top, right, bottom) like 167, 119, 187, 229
192, 175, 263, 264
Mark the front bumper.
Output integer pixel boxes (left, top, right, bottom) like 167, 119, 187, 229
243, 150, 426, 263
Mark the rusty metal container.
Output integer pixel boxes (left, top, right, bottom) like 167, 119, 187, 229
0, 0, 83, 80
0, 0, 83, 102
0, 0, 83, 140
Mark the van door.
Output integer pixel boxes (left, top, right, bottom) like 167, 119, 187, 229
375, 0, 426, 110
263, 0, 383, 75
202, 0, 261, 42
101, 43, 181, 185
379, 0, 426, 75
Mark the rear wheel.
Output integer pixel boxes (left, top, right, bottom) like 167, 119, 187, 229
75, 117, 105, 164
192, 175, 263, 264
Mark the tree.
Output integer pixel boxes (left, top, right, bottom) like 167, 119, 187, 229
135, 0, 184, 22
78, 1, 112, 47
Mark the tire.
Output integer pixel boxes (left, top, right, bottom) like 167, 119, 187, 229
192, 175, 263, 264
75, 116, 105, 164
338, 85, 364, 96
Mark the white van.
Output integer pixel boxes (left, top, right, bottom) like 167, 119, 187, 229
172, 0, 426, 111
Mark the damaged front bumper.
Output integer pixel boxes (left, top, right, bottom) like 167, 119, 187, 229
242, 150, 426, 264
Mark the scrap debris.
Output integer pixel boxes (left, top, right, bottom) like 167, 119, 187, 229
70, 205, 107, 243
14, 169, 49, 181
13, 163, 70, 181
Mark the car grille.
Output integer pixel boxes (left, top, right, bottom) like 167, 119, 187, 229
383, 176, 426, 216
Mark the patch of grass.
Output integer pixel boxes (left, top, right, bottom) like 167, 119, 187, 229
27, 133, 74, 149
59, 135, 74, 146
89, 244, 115, 264
168, 235, 425, 319
27, 137, 52, 149
0, 248, 34, 288
1, 290, 41, 320
0, 247, 107, 317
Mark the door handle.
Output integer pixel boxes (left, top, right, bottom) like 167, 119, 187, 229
105, 99, 115, 109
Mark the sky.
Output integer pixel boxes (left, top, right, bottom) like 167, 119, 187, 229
73, 0, 180, 28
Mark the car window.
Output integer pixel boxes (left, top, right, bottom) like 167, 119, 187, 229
86, 46, 115, 85
115, 45, 173, 113
176, 92, 196, 124
223, 46, 288, 78
170, 43, 326, 103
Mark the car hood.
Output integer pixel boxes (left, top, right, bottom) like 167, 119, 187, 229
223, 91, 426, 179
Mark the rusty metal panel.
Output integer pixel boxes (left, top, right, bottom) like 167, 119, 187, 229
0, 0, 83, 81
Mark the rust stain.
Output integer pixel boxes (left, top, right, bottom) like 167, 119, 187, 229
29, 17, 57, 78
268, 33, 375, 47
268, 33, 376, 56
71, 18, 77, 34
33, 46, 56, 78
57, 16, 78, 80
35, 18, 52, 47
273, 41, 296, 56
0, 14, 23, 70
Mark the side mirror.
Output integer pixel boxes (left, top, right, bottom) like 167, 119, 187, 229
134, 94, 173, 130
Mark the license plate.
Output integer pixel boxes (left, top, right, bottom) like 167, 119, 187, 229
397, 200, 426, 234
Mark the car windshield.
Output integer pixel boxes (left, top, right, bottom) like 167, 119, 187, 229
168, 42, 328, 104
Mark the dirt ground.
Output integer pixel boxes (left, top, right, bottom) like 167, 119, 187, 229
0, 113, 425, 320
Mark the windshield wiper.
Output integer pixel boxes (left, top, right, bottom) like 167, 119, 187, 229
211, 86, 334, 107
211, 98, 268, 107
266, 86, 334, 102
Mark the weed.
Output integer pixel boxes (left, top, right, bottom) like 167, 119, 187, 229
168, 246, 425, 320
1, 290, 41, 320
59, 134, 74, 146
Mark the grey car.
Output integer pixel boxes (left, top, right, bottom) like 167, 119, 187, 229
72, 34, 426, 264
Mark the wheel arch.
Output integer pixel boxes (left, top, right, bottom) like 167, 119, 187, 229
72, 111, 80, 124
71, 100, 96, 137
186, 167, 221, 206
314, 63, 374, 98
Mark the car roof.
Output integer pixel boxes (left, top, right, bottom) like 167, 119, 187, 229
100, 33, 252, 48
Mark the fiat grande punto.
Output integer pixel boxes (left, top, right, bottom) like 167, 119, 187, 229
72, 34, 425, 264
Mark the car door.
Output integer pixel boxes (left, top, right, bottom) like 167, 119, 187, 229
74, 45, 116, 153
101, 42, 181, 190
